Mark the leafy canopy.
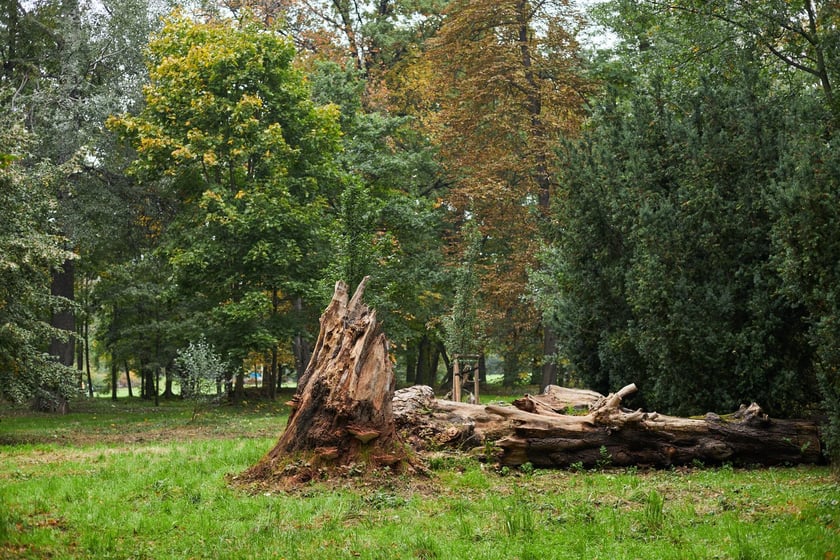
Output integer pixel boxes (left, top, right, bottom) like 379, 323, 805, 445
108, 11, 343, 365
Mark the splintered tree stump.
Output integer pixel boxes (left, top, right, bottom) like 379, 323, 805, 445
240, 278, 413, 486
394, 384, 822, 469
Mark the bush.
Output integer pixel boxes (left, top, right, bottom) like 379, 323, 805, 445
175, 337, 226, 404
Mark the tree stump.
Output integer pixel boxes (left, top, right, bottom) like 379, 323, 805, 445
239, 278, 414, 486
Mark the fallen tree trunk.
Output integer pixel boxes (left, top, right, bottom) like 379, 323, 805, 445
394, 385, 514, 450
394, 384, 822, 468
239, 278, 415, 486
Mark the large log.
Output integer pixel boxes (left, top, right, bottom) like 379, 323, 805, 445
394, 385, 515, 450
240, 278, 414, 486
394, 384, 822, 468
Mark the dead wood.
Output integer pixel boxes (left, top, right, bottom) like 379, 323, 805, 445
239, 278, 415, 487
394, 384, 822, 469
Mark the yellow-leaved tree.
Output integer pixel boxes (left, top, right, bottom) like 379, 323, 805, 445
108, 11, 343, 400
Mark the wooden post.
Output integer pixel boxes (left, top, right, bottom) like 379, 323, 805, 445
453, 356, 461, 403
473, 361, 480, 404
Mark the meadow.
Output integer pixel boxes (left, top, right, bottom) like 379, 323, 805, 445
1, 396, 838, 559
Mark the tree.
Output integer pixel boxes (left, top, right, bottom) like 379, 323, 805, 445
0, 121, 76, 409
202, 1, 454, 389
175, 336, 227, 418
442, 219, 485, 361
420, 0, 589, 385
593, 0, 840, 461
306, 59, 450, 387
620, 0, 839, 127
536, 0, 829, 420
241, 278, 416, 486
1, 0, 158, 390
771, 106, 840, 460
108, 11, 343, 400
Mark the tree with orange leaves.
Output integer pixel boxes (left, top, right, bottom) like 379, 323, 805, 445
420, 0, 590, 386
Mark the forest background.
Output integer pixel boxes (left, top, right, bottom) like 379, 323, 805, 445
1, 0, 839, 460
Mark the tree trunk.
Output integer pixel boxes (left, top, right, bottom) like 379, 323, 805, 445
84, 317, 93, 397
292, 296, 311, 382
393, 384, 822, 468
124, 361, 133, 398
162, 366, 174, 399
540, 327, 558, 391
502, 349, 520, 387
416, 334, 432, 386
49, 259, 75, 367
266, 347, 278, 400
438, 345, 452, 390
110, 360, 118, 401
239, 278, 415, 487
429, 342, 441, 386
75, 337, 84, 390
518, 384, 603, 413
232, 369, 245, 402
265, 288, 280, 400
142, 363, 155, 401
405, 346, 417, 384
139, 365, 146, 399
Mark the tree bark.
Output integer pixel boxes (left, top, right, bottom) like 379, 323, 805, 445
232, 369, 245, 402
110, 360, 118, 401
239, 278, 415, 487
393, 384, 822, 468
49, 259, 75, 367
162, 366, 174, 399
292, 296, 312, 382
416, 334, 432, 386
540, 327, 558, 391
124, 361, 133, 398
405, 345, 417, 384
84, 317, 93, 397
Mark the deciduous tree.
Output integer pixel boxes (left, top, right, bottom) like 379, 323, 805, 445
0, 121, 76, 409
420, 0, 588, 385
108, 12, 343, 399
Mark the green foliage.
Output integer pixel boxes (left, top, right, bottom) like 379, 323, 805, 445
307, 58, 449, 358
539, 2, 829, 418
771, 119, 840, 460
174, 337, 226, 399
443, 219, 484, 357
502, 491, 536, 537
642, 489, 665, 533
108, 11, 343, 365
0, 121, 76, 405
94, 254, 185, 390
596, 445, 613, 470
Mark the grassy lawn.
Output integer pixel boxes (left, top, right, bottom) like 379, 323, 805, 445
1, 397, 838, 559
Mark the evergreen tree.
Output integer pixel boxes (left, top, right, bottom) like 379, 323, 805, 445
539, 0, 828, 418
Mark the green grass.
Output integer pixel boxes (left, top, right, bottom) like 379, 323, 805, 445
1, 398, 838, 559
